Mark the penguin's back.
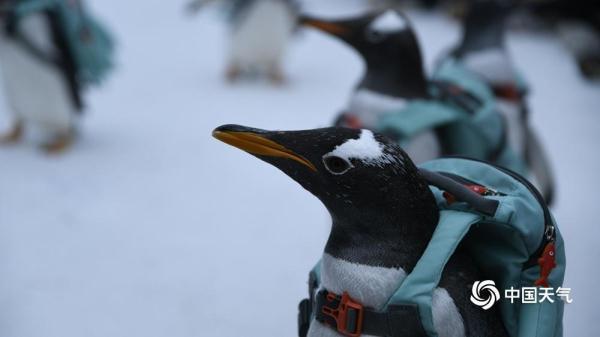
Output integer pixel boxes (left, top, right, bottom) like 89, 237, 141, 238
0, 12, 77, 133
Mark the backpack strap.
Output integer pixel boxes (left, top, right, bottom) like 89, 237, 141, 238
297, 210, 483, 337
429, 80, 483, 114
377, 100, 461, 142
419, 169, 499, 216
4, 2, 61, 68
312, 289, 428, 337
385, 210, 482, 337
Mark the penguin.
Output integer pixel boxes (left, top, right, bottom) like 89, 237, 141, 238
529, 0, 600, 79
300, 10, 442, 164
187, 0, 299, 84
213, 124, 509, 337
449, 0, 555, 204
451, 0, 527, 157
0, 1, 82, 153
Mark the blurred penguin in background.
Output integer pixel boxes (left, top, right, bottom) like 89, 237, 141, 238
443, 0, 555, 203
528, 0, 600, 80
187, 0, 299, 84
0, 0, 114, 154
300, 10, 438, 164
450, 0, 527, 156
301, 9, 542, 202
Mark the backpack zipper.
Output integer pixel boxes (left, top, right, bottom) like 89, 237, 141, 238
440, 156, 556, 270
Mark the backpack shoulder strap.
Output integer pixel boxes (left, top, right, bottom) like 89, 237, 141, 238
4, 1, 61, 67
377, 100, 461, 141
429, 80, 484, 115
386, 210, 482, 337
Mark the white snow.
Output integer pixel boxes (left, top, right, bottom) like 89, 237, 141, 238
327, 129, 393, 166
0, 1, 598, 337
370, 10, 408, 33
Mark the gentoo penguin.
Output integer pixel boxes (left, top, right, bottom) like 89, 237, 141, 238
0, 1, 82, 153
452, 0, 526, 156
450, 0, 555, 203
187, 0, 299, 84
301, 10, 442, 164
213, 124, 509, 337
530, 0, 600, 79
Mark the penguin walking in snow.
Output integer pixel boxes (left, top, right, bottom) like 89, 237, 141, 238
187, 0, 299, 84
0, 0, 82, 153
213, 124, 509, 337
447, 0, 555, 203
301, 10, 442, 164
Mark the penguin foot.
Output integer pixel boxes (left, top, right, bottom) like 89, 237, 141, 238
268, 69, 286, 86
41, 133, 73, 154
0, 122, 24, 144
225, 65, 242, 83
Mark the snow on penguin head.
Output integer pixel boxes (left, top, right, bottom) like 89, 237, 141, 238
324, 129, 397, 174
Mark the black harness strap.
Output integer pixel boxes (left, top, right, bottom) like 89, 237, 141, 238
429, 80, 483, 115
299, 289, 427, 337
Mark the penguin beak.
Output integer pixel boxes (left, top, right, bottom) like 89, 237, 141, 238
212, 124, 317, 172
299, 15, 350, 38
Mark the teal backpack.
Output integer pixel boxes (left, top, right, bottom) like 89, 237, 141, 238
298, 158, 565, 337
377, 58, 528, 179
5, 0, 115, 87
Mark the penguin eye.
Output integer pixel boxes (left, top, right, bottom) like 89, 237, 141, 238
365, 29, 385, 43
323, 156, 352, 175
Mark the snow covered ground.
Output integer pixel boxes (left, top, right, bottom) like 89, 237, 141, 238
0, 0, 599, 336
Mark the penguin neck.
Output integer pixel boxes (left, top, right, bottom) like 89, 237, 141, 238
456, 13, 507, 57
324, 207, 437, 272
358, 63, 429, 100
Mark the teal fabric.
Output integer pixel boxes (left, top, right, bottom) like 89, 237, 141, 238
377, 100, 460, 140
433, 58, 495, 101
9, 0, 115, 86
421, 158, 565, 337
376, 57, 531, 178
307, 158, 565, 337
385, 210, 482, 336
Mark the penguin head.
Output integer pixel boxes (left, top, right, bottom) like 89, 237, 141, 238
213, 124, 438, 228
456, 0, 514, 56
301, 10, 428, 99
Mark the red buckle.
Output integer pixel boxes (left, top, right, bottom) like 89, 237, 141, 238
344, 115, 364, 129
492, 84, 522, 102
321, 292, 364, 337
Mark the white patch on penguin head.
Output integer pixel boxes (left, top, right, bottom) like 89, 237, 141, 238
370, 10, 407, 33
324, 129, 396, 170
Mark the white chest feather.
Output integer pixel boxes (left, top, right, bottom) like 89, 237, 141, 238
0, 14, 75, 133
320, 253, 406, 309
229, 0, 295, 67
307, 254, 465, 337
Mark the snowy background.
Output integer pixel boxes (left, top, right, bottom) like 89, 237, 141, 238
1, 0, 599, 336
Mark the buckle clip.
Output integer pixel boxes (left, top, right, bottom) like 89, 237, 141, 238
321, 292, 364, 337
